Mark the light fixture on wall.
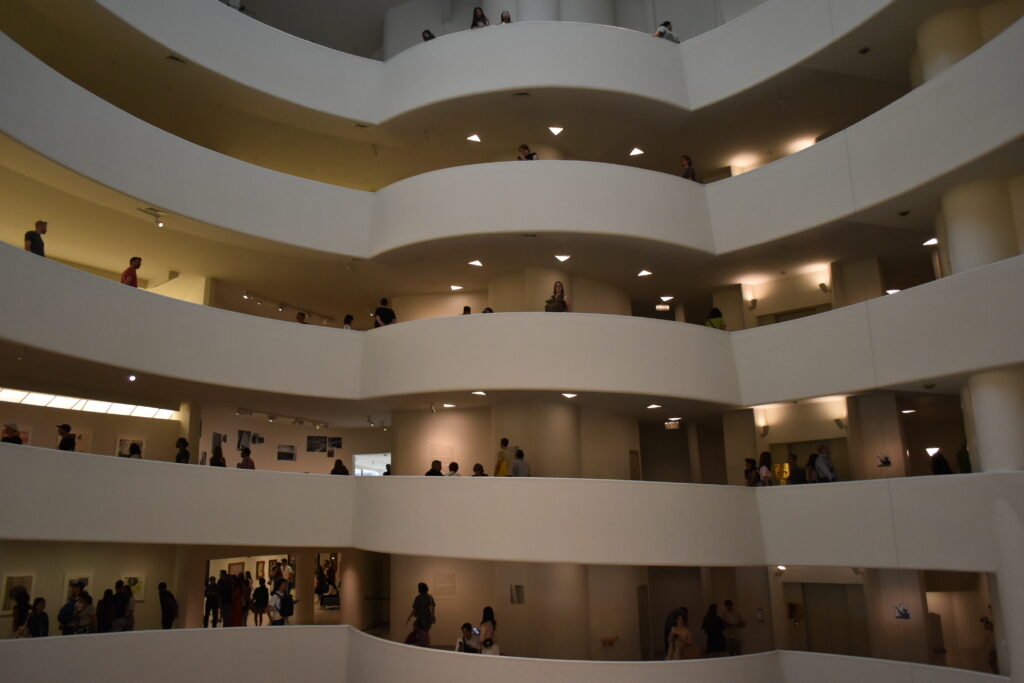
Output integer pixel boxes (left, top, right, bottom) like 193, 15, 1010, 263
748, 298, 758, 310
760, 425, 770, 437
818, 282, 830, 293
834, 418, 846, 430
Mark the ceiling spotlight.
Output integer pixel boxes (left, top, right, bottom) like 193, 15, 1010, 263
472, 391, 487, 396
630, 148, 644, 156
660, 296, 674, 302
885, 289, 901, 295
450, 285, 463, 291
442, 403, 456, 408
467, 134, 481, 142
267, 415, 276, 423
555, 255, 571, 262
637, 270, 653, 277
128, 375, 137, 382
561, 393, 577, 399
901, 409, 916, 414
548, 127, 564, 135
647, 404, 662, 409
468, 260, 483, 267
923, 238, 938, 246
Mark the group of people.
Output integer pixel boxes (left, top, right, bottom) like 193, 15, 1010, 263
405, 582, 500, 654
745, 445, 838, 486
11, 579, 168, 638
664, 599, 746, 659
203, 561, 296, 628
423, 438, 530, 477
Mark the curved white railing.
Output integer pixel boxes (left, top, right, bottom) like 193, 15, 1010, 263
1, 444, 1019, 570
2, 21, 1022, 259
2, 244, 1022, 407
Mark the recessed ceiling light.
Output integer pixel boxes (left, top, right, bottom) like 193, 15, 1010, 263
468, 260, 483, 267
669, 417, 682, 421
450, 285, 463, 291
901, 409, 916, 414
442, 403, 456, 408
128, 375, 137, 382
555, 254, 571, 262
466, 134, 481, 142
630, 147, 644, 156
660, 296, 674, 302
655, 304, 671, 311
885, 289, 901, 295
561, 393, 577, 399
548, 126, 563, 135
647, 404, 662, 409
472, 391, 487, 396
637, 270, 653, 277
922, 238, 938, 246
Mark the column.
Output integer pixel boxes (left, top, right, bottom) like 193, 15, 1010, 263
292, 550, 317, 625
964, 367, 1024, 472
941, 179, 1019, 274
915, 8, 982, 83
993, 498, 1024, 679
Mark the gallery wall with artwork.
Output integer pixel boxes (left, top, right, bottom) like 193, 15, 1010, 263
200, 407, 392, 474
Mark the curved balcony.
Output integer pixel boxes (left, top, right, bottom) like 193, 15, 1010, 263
0, 444, 1018, 571
2, 22, 1021, 260
1, 244, 1022, 408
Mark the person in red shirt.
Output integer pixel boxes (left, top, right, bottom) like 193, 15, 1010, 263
120, 257, 142, 287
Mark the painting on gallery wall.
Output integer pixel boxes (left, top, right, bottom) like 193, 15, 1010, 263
116, 436, 145, 458
1, 572, 35, 615
121, 574, 147, 602
62, 571, 94, 601
277, 445, 296, 461
306, 435, 327, 453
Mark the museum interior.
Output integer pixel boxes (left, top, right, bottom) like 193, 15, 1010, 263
0, 0, 1023, 681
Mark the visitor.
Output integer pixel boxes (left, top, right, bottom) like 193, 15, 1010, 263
425, 459, 443, 476
296, 311, 308, 324
681, 155, 698, 182
11, 591, 30, 635
119, 257, 142, 287
722, 599, 746, 656
203, 576, 220, 627
374, 298, 397, 327
704, 307, 725, 329
462, 305, 472, 315
702, 604, 726, 657
479, 606, 499, 654
517, 144, 538, 160
455, 621, 480, 652
57, 424, 75, 451
470, 6, 489, 28
494, 437, 513, 476
237, 446, 256, 469
268, 579, 293, 626
72, 591, 96, 634
663, 606, 688, 654
545, 281, 569, 312
930, 450, 954, 475
405, 619, 431, 646
96, 589, 114, 633
252, 578, 269, 626
210, 445, 227, 467
158, 582, 178, 630
2, 423, 22, 444
24, 219, 47, 257
511, 449, 530, 477
421, 29, 436, 41
407, 582, 436, 644
743, 458, 759, 487
175, 437, 190, 463
758, 451, 773, 486
447, 462, 461, 476
654, 20, 681, 43
472, 463, 487, 476
330, 460, 350, 475
499, 10, 512, 23
482, 307, 494, 313
813, 444, 837, 482
26, 597, 48, 637
342, 314, 354, 329
665, 611, 693, 659
786, 453, 806, 484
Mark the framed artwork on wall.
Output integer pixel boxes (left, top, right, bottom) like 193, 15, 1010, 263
1, 572, 35, 615
256, 561, 266, 579
116, 436, 145, 458
228, 562, 245, 575
62, 571, 94, 601
121, 573, 147, 602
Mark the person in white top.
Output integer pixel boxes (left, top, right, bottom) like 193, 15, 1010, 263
511, 449, 530, 477
654, 21, 681, 43
723, 599, 746, 656
446, 462, 461, 476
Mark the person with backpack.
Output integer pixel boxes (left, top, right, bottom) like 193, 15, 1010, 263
268, 579, 294, 625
